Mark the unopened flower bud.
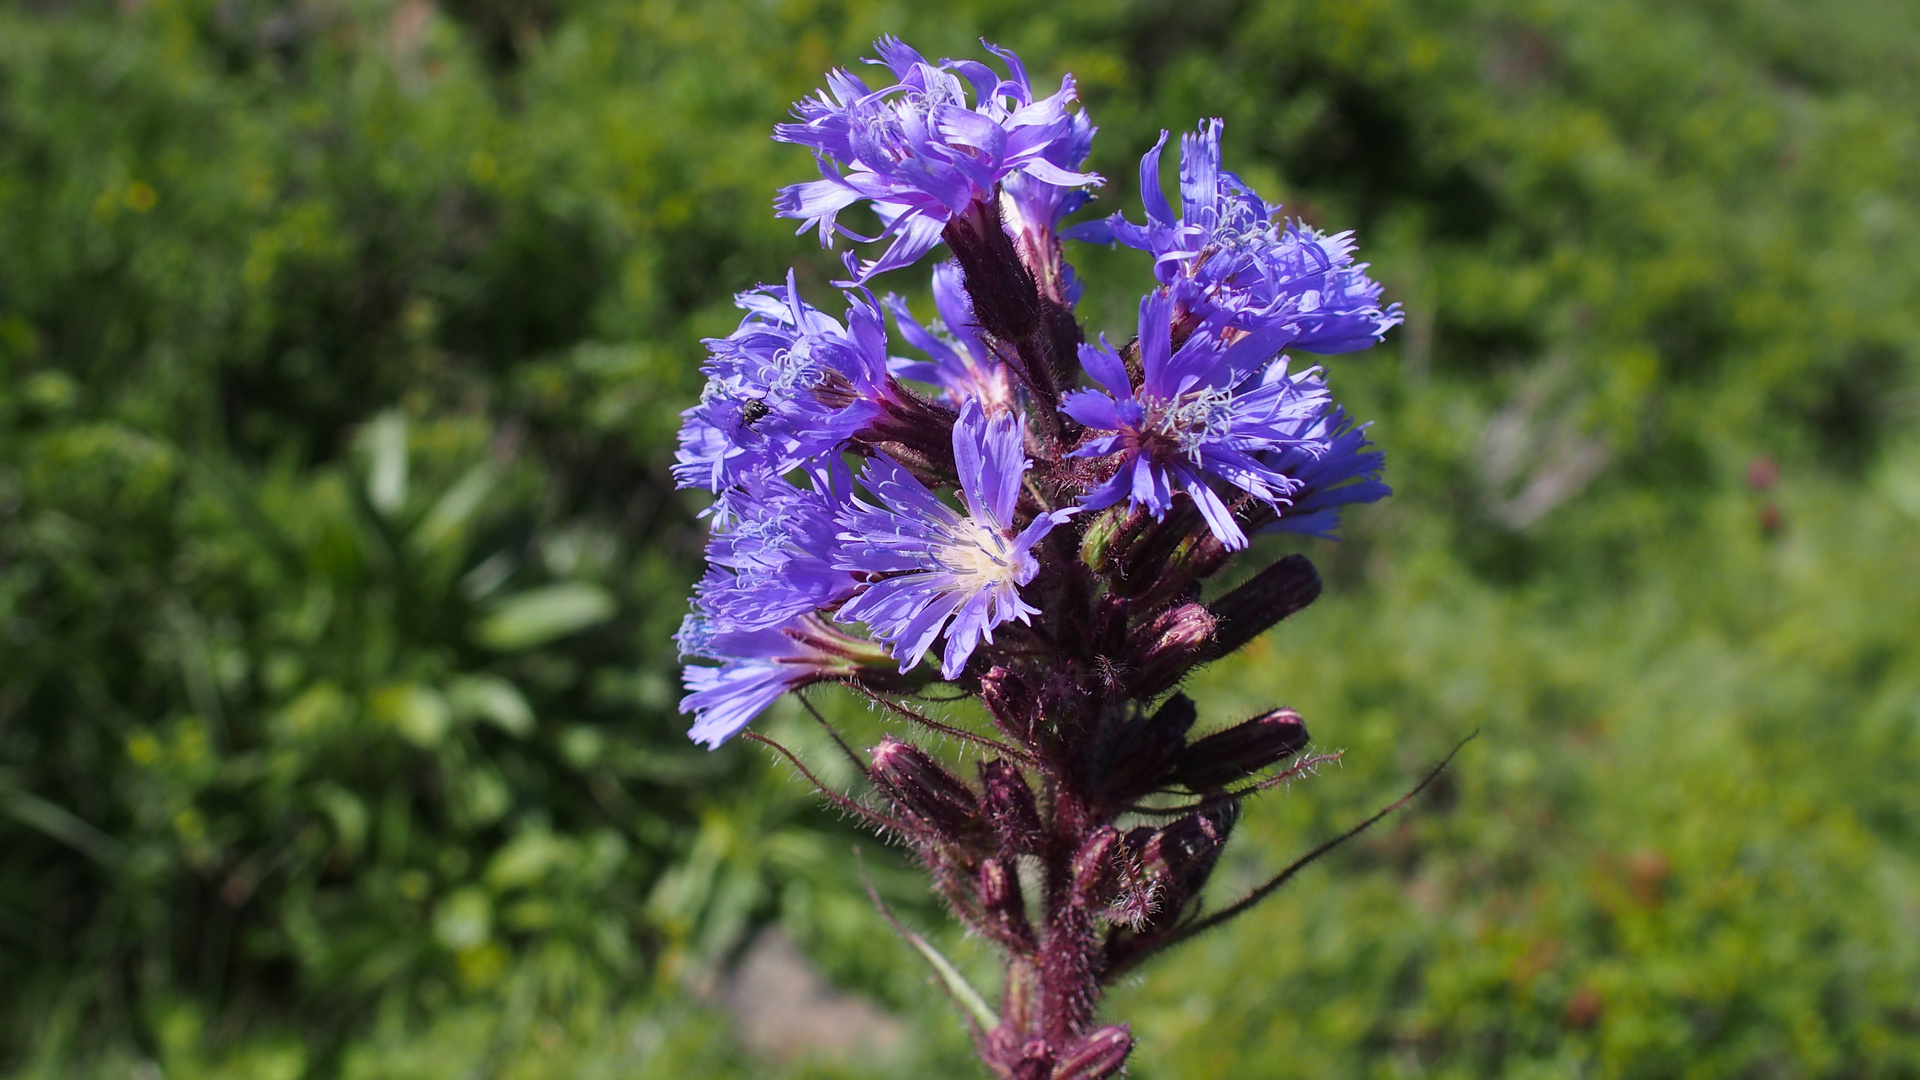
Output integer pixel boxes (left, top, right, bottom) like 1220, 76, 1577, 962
979, 758, 1045, 854
944, 199, 1042, 344
1098, 694, 1196, 803
1078, 505, 1148, 574
1125, 602, 1217, 698
1070, 826, 1123, 905
871, 737, 979, 842
1113, 503, 1204, 599
1137, 803, 1239, 928
980, 665, 1040, 744
1173, 708, 1309, 791
855, 388, 961, 483
1091, 592, 1131, 670
1054, 1025, 1133, 1080
978, 857, 1033, 947
1204, 554, 1321, 660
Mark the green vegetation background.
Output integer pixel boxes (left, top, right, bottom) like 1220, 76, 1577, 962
3, 0, 1918, 1076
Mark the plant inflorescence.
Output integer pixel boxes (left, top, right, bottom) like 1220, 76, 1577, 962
675, 37, 1412, 1078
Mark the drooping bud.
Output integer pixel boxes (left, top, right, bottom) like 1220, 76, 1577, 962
1097, 694, 1196, 804
979, 758, 1045, 855
1054, 1025, 1134, 1080
1125, 602, 1218, 698
978, 857, 1034, 948
1172, 708, 1309, 791
870, 737, 979, 843
1204, 554, 1322, 660
1070, 826, 1123, 906
1143, 801, 1240, 912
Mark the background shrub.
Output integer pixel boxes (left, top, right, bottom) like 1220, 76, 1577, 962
1, 0, 1916, 1076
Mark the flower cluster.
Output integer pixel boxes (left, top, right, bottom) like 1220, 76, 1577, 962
1070, 119, 1402, 350
674, 38, 1400, 1080
776, 36, 1101, 282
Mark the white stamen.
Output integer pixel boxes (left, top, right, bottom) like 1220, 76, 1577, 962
1149, 386, 1235, 458
936, 518, 1019, 584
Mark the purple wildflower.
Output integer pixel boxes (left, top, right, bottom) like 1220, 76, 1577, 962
1061, 291, 1331, 550
677, 613, 885, 748
884, 260, 1017, 413
1069, 119, 1401, 351
835, 401, 1073, 679
1261, 406, 1390, 538
995, 61, 1097, 305
692, 464, 859, 632
674, 271, 895, 512
775, 37, 1101, 282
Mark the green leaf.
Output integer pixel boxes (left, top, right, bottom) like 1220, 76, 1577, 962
361, 411, 408, 516
432, 887, 492, 951
369, 683, 451, 747
413, 463, 495, 553
475, 583, 615, 650
901, 925, 1000, 1032
0, 785, 128, 869
445, 674, 535, 737
484, 830, 568, 891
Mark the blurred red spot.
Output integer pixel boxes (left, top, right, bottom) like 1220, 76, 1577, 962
1565, 985, 1603, 1029
1746, 456, 1779, 491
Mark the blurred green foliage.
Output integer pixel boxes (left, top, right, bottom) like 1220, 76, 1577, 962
2, 0, 1917, 1077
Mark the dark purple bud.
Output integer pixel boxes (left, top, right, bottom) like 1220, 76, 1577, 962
1112, 503, 1203, 599
870, 737, 979, 842
1091, 592, 1130, 672
1098, 694, 1196, 804
1173, 708, 1310, 791
1142, 802, 1239, 916
853, 383, 959, 483
979, 758, 1045, 854
980, 665, 1040, 745
1054, 1025, 1134, 1080
1125, 602, 1218, 698
1070, 826, 1123, 906
1150, 693, 1198, 735
1040, 668, 1093, 743
1204, 554, 1322, 660
943, 199, 1041, 343
978, 857, 1033, 948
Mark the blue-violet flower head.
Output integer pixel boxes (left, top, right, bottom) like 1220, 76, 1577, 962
692, 463, 859, 633
675, 270, 895, 514
1259, 406, 1389, 539
1070, 119, 1401, 352
834, 400, 1073, 678
677, 613, 884, 748
1062, 290, 1331, 550
775, 36, 1102, 282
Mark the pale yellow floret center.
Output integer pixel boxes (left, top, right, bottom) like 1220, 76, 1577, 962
938, 519, 1017, 584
